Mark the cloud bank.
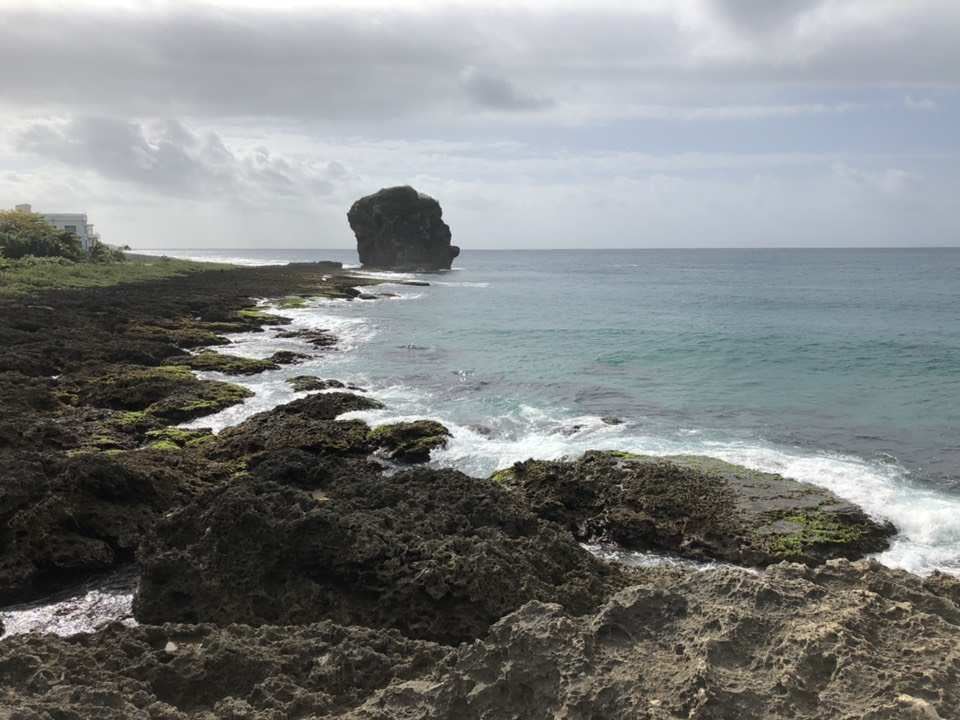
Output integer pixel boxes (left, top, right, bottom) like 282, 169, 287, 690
0, 0, 958, 248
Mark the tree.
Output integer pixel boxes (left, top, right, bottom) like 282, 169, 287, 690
0, 210, 84, 261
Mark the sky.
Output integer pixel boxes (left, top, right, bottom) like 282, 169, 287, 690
1, 0, 958, 249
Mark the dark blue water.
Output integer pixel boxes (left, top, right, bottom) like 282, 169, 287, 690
144, 247, 960, 574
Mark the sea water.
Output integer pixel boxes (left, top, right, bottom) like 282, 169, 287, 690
142, 247, 960, 577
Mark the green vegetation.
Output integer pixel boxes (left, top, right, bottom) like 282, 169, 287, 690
237, 307, 290, 325
603, 450, 645, 460
144, 427, 214, 448
369, 421, 451, 462
147, 380, 253, 422
90, 434, 124, 450
490, 467, 516, 485
276, 295, 308, 309
148, 439, 181, 451
768, 511, 866, 558
0, 209, 84, 260
0, 255, 227, 296
175, 351, 278, 375
114, 410, 149, 427
0, 207, 126, 265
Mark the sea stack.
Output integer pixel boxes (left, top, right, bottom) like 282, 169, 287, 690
347, 186, 460, 271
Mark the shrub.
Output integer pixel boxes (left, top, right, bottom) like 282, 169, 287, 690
0, 210, 84, 261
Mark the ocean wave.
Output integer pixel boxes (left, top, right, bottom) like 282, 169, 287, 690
175, 284, 960, 578
132, 249, 282, 266
431, 281, 491, 288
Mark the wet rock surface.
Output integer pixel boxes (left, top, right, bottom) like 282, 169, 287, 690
168, 351, 279, 375
287, 376, 347, 392
207, 391, 383, 459
347, 186, 460, 271
369, 420, 452, 462
274, 328, 338, 347
494, 451, 895, 567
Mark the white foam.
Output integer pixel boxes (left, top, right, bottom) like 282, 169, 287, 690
582, 542, 760, 574
0, 571, 136, 638
132, 249, 281, 266
174, 288, 960, 578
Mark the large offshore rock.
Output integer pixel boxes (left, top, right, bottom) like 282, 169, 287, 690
347, 186, 460, 271
492, 451, 896, 567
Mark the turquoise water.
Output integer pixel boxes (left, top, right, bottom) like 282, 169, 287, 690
145, 247, 960, 575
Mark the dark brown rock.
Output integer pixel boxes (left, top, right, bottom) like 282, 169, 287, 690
369, 420, 451, 463
494, 451, 895, 567
0, 450, 226, 604
347, 186, 460, 271
133, 467, 627, 644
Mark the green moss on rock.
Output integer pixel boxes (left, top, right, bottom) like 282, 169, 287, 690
275, 296, 308, 309
148, 380, 252, 423
144, 427, 214, 449
767, 511, 867, 559
236, 308, 290, 325
490, 467, 516, 485
173, 351, 278, 375
148, 439, 181, 451
369, 420, 451, 463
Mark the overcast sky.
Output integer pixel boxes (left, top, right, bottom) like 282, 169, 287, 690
1, 0, 958, 249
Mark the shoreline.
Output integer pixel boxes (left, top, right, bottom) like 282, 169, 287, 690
1, 260, 958, 718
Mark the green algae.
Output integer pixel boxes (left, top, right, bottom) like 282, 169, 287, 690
114, 410, 148, 427
144, 427, 213, 448
603, 450, 645, 460
176, 351, 277, 375
237, 308, 290, 325
369, 421, 451, 463
147, 439, 181, 451
276, 296, 308, 309
768, 511, 866, 558
490, 467, 516, 485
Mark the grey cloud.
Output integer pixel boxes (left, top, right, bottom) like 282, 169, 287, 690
1, 3, 958, 125
460, 67, 554, 111
710, 0, 824, 32
18, 117, 343, 201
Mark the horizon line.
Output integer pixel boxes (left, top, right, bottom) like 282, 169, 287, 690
133, 246, 960, 252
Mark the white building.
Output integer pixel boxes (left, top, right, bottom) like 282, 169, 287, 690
15, 204, 101, 251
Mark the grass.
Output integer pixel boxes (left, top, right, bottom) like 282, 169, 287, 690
0, 256, 231, 296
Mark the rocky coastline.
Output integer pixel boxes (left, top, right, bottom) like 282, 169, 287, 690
1, 261, 958, 719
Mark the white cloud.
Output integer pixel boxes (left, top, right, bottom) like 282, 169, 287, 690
904, 95, 937, 111
16, 117, 347, 204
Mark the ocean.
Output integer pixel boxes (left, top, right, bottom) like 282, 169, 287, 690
140, 247, 960, 576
